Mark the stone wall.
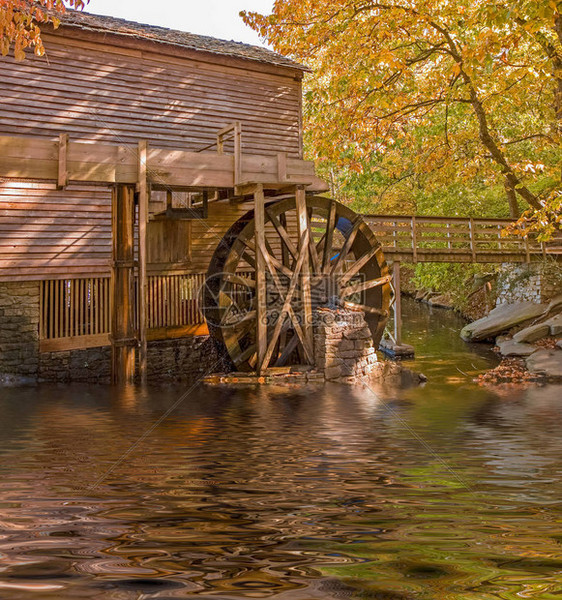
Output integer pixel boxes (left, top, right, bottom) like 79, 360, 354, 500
0, 281, 40, 381
0, 279, 225, 383
496, 262, 562, 305
314, 309, 378, 381
39, 347, 112, 383
37, 337, 224, 383
146, 336, 225, 382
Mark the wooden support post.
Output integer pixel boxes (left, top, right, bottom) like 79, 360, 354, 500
234, 121, 242, 186
111, 184, 136, 384
295, 186, 313, 359
469, 217, 476, 262
254, 184, 268, 374
138, 141, 149, 384
277, 152, 287, 182
393, 260, 402, 346
411, 216, 418, 263
57, 133, 68, 189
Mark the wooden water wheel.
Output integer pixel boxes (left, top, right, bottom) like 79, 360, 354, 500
203, 194, 392, 372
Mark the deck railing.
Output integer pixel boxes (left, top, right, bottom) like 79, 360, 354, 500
40, 277, 111, 351
146, 273, 207, 340
40, 273, 209, 351
365, 215, 562, 262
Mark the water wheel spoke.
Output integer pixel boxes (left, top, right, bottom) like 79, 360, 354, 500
339, 245, 383, 286
266, 208, 298, 259
239, 238, 257, 269
275, 332, 300, 367
342, 300, 388, 317
234, 343, 257, 366
261, 231, 310, 369
340, 274, 393, 298
308, 228, 321, 274
221, 273, 256, 288
322, 200, 337, 273
330, 218, 361, 274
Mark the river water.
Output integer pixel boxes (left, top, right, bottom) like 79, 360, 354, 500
0, 299, 561, 599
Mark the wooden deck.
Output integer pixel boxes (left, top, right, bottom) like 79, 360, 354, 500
365, 215, 562, 263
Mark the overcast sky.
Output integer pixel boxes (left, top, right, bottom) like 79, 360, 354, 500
86, 0, 274, 47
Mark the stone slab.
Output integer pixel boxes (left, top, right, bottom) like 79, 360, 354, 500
526, 349, 562, 378
461, 302, 547, 342
544, 314, 562, 336
379, 338, 415, 358
513, 323, 550, 343
497, 339, 537, 357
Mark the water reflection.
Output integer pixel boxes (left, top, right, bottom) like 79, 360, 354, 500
0, 300, 561, 598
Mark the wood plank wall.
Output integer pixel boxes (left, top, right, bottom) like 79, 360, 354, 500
0, 33, 303, 281
0, 36, 302, 155
0, 182, 111, 281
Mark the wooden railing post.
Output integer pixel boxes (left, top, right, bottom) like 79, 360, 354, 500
254, 184, 268, 373
138, 141, 149, 384
411, 216, 418, 263
295, 185, 313, 361
469, 217, 476, 262
393, 260, 402, 346
111, 184, 136, 385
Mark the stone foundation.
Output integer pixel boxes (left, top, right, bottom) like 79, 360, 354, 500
1, 280, 380, 385
39, 347, 112, 383
0, 281, 40, 380
496, 263, 562, 305
314, 308, 378, 381
36, 337, 223, 383
146, 336, 225, 381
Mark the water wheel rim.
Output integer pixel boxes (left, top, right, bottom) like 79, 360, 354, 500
204, 195, 391, 372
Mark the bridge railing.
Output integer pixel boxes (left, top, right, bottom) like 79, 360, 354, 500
364, 215, 562, 262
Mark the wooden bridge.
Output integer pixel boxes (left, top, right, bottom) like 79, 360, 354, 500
361, 214, 562, 353
365, 215, 562, 264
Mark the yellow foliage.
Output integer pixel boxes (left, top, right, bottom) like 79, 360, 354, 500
0, 0, 87, 60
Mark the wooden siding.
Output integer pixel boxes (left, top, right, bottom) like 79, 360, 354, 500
0, 181, 251, 281
0, 32, 303, 281
0, 182, 112, 281
0, 36, 302, 157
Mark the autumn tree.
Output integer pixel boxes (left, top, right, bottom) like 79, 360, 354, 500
243, 1, 562, 218
1, 0, 87, 60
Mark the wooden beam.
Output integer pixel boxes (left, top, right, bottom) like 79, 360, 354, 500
57, 133, 68, 189
138, 141, 149, 384
277, 152, 287, 182
254, 183, 268, 374
295, 186, 313, 359
40, 333, 110, 353
234, 121, 242, 186
111, 184, 137, 384
0, 134, 325, 190
393, 261, 402, 346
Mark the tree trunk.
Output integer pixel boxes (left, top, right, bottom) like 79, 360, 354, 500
437, 24, 543, 212
504, 176, 520, 218
554, 12, 562, 136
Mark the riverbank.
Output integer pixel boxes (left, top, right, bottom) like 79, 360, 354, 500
401, 271, 562, 385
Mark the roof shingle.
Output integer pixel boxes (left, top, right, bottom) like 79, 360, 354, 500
59, 11, 308, 71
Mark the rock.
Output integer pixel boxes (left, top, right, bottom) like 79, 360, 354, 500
544, 314, 562, 336
526, 349, 562, 378
461, 302, 547, 342
497, 339, 538, 357
379, 338, 415, 358
557, 340, 562, 350
513, 323, 551, 343
428, 294, 453, 309
546, 294, 562, 314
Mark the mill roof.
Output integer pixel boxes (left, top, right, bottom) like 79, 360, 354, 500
60, 11, 308, 71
